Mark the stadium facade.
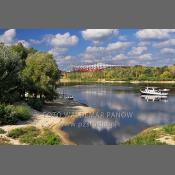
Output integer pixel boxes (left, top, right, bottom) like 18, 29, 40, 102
72, 63, 122, 72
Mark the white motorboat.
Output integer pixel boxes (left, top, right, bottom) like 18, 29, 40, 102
140, 87, 169, 96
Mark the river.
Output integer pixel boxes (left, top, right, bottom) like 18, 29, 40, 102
57, 83, 175, 145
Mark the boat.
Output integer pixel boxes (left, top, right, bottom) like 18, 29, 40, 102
140, 87, 169, 96
64, 95, 74, 100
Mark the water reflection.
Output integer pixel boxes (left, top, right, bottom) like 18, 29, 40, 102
57, 84, 175, 145
141, 95, 168, 103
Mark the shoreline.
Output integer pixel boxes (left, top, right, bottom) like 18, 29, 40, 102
124, 124, 175, 145
0, 99, 96, 145
60, 79, 175, 84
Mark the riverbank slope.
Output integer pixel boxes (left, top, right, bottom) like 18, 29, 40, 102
124, 124, 175, 145
0, 99, 96, 145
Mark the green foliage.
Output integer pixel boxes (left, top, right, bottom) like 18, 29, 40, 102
0, 104, 18, 125
0, 44, 21, 103
14, 105, 32, 121
125, 124, 175, 145
124, 129, 164, 145
8, 126, 39, 139
22, 52, 61, 100
0, 128, 6, 134
23, 129, 61, 145
163, 124, 175, 135
0, 43, 61, 104
160, 71, 173, 80
27, 98, 43, 111
0, 104, 32, 126
8, 126, 61, 145
64, 65, 175, 82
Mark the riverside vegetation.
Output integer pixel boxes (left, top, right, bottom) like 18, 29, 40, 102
63, 65, 175, 82
124, 124, 175, 145
0, 43, 62, 145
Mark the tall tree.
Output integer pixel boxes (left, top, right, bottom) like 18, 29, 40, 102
22, 52, 61, 100
0, 44, 21, 103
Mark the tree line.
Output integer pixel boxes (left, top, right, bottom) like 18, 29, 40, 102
0, 43, 61, 104
63, 65, 175, 82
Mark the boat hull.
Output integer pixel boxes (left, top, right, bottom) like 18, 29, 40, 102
140, 91, 168, 96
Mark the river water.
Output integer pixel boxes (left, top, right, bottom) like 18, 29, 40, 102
57, 83, 175, 145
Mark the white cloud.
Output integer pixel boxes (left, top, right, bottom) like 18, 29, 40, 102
137, 41, 150, 46
48, 47, 68, 57
86, 46, 105, 53
106, 41, 131, 51
118, 35, 127, 41
128, 46, 147, 56
86, 41, 130, 53
138, 53, 152, 60
0, 29, 16, 45
160, 48, 175, 54
153, 38, 175, 48
112, 54, 128, 61
48, 32, 79, 47
81, 29, 118, 42
136, 29, 175, 40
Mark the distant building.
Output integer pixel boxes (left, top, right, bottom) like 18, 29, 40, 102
72, 63, 121, 72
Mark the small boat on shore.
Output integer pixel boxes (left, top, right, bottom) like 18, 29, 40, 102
64, 95, 74, 100
140, 87, 169, 96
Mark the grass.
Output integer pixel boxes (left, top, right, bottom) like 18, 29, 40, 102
8, 126, 61, 145
124, 129, 165, 145
162, 124, 175, 135
0, 128, 6, 134
125, 124, 175, 145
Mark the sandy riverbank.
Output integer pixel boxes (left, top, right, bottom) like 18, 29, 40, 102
0, 99, 96, 145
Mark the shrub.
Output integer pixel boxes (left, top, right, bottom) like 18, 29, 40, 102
8, 126, 39, 139
163, 124, 175, 135
0, 104, 18, 125
32, 129, 61, 145
14, 105, 32, 121
8, 128, 26, 138
27, 98, 43, 111
8, 126, 61, 145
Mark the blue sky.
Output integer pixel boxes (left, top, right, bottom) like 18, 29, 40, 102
0, 29, 175, 70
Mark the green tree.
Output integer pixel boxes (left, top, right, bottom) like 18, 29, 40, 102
0, 44, 21, 103
22, 52, 61, 100
160, 71, 173, 80
11, 43, 37, 99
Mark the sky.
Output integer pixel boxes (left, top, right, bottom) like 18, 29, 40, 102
0, 28, 175, 70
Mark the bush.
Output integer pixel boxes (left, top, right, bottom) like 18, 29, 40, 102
8, 128, 26, 138
163, 124, 175, 135
32, 129, 61, 145
8, 126, 39, 139
0, 104, 32, 126
0, 104, 18, 125
14, 105, 32, 121
27, 98, 43, 111
8, 126, 61, 145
